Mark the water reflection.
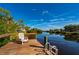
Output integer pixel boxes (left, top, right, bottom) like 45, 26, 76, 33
64, 34, 79, 42
49, 32, 79, 42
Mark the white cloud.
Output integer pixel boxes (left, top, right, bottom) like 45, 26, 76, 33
53, 11, 73, 18
65, 21, 79, 25
49, 18, 65, 22
32, 9, 37, 11
31, 22, 47, 28
49, 19, 59, 22
49, 16, 76, 24
31, 20, 39, 21
67, 16, 76, 19
29, 19, 44, 22
42, 10, 48, 14
40, 19, 44, 21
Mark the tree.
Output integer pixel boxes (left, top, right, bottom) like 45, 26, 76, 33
18, 19, 24, 28
6, 16, 13, 24
64, 24, 79, 32
0, 7, 10, 16
27, 28, 43, 33
0, 7, 21, 34
24, 26, 30, 30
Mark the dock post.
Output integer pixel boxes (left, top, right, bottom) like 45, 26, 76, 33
44, 36, 48, 49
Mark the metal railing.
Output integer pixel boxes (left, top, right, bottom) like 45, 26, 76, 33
46, 42, 58, 55
44, 36, 58, 55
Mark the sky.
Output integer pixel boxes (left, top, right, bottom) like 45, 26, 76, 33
0, 3, 79, 30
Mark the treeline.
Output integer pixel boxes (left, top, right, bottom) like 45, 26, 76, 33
64, 24, 79, 32
26, 28, 43, 34
48, 24, 79, 35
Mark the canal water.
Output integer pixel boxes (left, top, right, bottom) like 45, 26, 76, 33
37, 32, 79, 55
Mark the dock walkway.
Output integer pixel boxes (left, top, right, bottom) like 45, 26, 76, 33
0, 39, 46, 55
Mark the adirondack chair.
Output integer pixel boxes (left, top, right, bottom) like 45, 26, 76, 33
18, 32, 28, 45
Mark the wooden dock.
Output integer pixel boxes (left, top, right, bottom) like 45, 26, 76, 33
0, 39, 46, 55
0, 33, 58, 55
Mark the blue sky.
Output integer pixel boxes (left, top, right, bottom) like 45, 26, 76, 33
0, 3, 79, 30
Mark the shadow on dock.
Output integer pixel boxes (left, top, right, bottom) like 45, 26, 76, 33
29, 45, 44, 48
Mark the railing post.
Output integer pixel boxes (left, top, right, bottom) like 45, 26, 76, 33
44, 36, 48, 49
47, 42, 50, 50
55, 47, 58, 55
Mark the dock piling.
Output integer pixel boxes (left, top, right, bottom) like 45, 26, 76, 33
44, 36, 48, 49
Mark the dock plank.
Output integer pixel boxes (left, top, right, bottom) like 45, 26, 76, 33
0, 39, 45, 55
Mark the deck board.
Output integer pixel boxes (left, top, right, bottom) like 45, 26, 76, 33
0, 39, 45, 55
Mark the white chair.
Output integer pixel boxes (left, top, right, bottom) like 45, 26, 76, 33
18, 33, 28, 45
